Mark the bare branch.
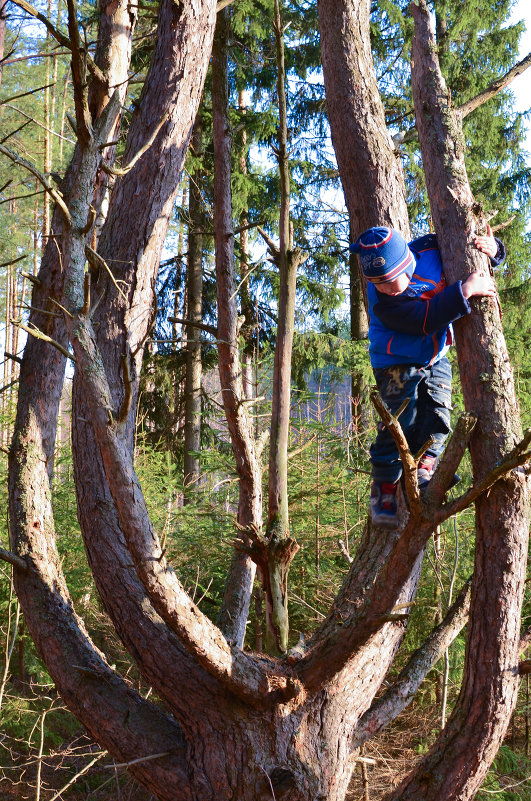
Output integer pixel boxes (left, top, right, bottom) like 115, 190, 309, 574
0, 144, 72, 224
100, 112, 169, 176
350, 579, 471, 751
12, 319, 75, 362
393, 51, 531, 146
0, 81, 55, 105
434, 428, 531, 524
168, 315, 217, 337
66, 0, 93, 144
11, 0, 106, 84
0, 545, 28, 572
216, 0, 237, 11
85, 245, 128, 301
371, 391, 421, 515
11, 0, 71, 48
0, 253, 27, 269
458, 51, 531, 118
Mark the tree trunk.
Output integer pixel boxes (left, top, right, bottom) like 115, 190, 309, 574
183, 116, 204, 492
211, 8, 259, 647
318, 0, 409, 439
8, 1, 516, 799
384, 4, 530, 799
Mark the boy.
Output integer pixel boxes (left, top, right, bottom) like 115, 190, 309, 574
350, 225, 503, 528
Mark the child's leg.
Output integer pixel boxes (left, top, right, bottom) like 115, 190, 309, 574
410, 356, 452, 459
370, 364, 426, 483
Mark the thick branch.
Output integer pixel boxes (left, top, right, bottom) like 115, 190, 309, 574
351, 579, 471, 751
434, 428, 531, 524
0, 545, 28, 571
393, 51, 531, 146
69, 313, 293, 707
100, 113, 169, 176
458, 51, 531, 118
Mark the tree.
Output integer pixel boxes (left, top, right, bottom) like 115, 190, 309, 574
4, 1, 531, 801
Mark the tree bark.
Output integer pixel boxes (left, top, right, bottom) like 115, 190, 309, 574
183, 116, 204, 492
384, 4, 531, 799
211, 7, 259, 648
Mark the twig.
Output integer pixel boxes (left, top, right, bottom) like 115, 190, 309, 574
85, 245, 128, 301
101, 112, 169, 176
117, 352, 133, 423
12, 319, 75, 362
0, 144, 71, 224
101, 751, 171, 770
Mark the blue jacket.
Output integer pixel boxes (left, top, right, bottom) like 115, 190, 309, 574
367, 234, 505, 368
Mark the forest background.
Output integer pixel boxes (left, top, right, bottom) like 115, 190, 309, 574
1, 0, 531, 798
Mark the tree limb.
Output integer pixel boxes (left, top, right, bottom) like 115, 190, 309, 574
0, 546, 28, 572
167, 316, 217, 337
0, 144, 72, 224
434, 428, 531, 525
371, 391, 421, 515
350, 579, 471, 751
11, 0, 106, 85
12, 319, 75, 362
458, 51, 531, 118
100, 112, 169, 176
393, 50, 531, 146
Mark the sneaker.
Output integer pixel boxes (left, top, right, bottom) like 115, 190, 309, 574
370, 481, 398, 528
417, 455, 437, 491
417, 455, 460, 492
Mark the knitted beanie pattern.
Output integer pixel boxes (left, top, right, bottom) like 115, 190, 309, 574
350, 227, 415, 284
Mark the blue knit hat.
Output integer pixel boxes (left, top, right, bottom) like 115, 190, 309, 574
350, 227, 415, 284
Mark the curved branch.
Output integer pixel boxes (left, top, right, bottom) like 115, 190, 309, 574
11, 0, 107, 85
70, 314, 295, 707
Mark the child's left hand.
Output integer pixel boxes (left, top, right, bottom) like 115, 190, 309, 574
474, 224, 497, 259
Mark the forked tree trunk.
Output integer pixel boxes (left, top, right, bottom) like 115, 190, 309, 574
8, 0, 525, 799
384, 4, 530, 799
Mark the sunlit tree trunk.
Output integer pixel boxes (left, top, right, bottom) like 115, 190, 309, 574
183, 116, 204, 492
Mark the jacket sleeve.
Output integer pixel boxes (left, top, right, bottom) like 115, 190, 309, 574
373, 282, 471, 336
492, 237, 506, 267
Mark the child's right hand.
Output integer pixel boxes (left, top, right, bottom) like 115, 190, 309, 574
462, 270, 497, 300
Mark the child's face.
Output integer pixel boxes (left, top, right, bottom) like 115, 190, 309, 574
375, 272, 411, 296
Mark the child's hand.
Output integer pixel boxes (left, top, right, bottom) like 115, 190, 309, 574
473, 224, 497, 259
462, 270, 497, 300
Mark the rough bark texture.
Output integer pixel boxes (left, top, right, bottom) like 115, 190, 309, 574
9, 1, 509, 799
317, 0, 409, 238
183, 117, 204, 491
384, 4, 530, 799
